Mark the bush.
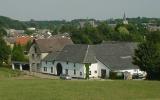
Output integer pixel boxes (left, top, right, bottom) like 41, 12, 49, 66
109, 72, 124, 79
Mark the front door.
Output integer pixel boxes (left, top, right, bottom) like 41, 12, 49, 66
51, 67, 53, 73
56, 63, 62, 76
101, 69, 106, 79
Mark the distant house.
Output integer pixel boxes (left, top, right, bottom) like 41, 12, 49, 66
5, 36, 32, 49
6, 29, 25, 37
16, 36, 32, 46
41, 42, 145, 79
29, 37, 73, 72
148, 25, 160, 32
5, 37, 16, 49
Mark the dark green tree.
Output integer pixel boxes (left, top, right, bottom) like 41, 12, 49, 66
11, 44, 26, 61
0, 37, 10, 65
0, 27, 7, 36
133, 32, 160, 80
85, 64, 90, 79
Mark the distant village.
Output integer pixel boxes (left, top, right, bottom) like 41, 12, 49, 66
2, 14, 160, 80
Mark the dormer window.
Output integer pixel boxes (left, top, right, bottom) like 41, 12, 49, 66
52, 60, 55, 65
66, 61, 69, 64
32, 54, 34, 59
34, 47, 37, 53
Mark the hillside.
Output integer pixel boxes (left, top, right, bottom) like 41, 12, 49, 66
0, 80, 160, 100
0, 16, 26, 30
0, 67, 21, 78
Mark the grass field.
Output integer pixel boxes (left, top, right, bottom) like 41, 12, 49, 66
0, 67, 160, 100
0, 79, 160, 100
0, 67, 21, 78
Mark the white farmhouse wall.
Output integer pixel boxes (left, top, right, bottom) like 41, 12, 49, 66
97, 60, 110, 78
41, 61, 54, 74
89, 63, 98, 78
59, 61, 85, 78
41, 59, 112, 79
41, 61, 86, 78
41, 53, 48, 59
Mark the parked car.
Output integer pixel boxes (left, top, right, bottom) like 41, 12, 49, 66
132, 73, 145, 79
60, 74, 72, 80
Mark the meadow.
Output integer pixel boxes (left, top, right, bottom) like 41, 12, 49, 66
0, 67, 160, 100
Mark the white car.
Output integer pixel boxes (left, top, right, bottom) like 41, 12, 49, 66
60, 74, 72, 80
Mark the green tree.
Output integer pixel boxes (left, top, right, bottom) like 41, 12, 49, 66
133, 32, 160, 80
24, 30, 35, 35
117, 26, 129, 34
11, 44, 26, 61
0, 37, 10, 65
0, 27, 7, 36
85, 64, 90, 79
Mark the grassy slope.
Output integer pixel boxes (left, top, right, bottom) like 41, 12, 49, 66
0, 67, 21, 78
0, 80, 160, 100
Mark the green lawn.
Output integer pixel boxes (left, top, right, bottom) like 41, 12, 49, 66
0, 79, 160, 100
0, 67, 160, 100
0, 67, 21, 78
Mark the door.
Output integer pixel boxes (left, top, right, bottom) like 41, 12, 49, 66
51, 67, 53, 73
101, 69, 106, 79
56, 63, 62, 76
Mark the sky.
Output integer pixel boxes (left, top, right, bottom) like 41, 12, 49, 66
0, 0, 159, 21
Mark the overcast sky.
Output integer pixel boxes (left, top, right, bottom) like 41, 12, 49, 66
0, 0, 159, 21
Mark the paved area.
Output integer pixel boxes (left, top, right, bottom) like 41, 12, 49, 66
23, 71, 59, 79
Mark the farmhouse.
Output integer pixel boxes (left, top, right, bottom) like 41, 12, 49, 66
41, 42, 145, 79
29, 36, 73, 72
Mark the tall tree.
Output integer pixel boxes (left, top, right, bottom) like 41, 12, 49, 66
0, 37, 10, 65
133, 32, 160, 80
11, 44, 25, 62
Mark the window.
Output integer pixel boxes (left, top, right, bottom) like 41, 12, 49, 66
80, 72, 82, 76
44, 67, 47, 72
34, 47, 37, 53
32, 54, 34, 59
37, 54, 41, 59
66, 61, 69, 64
52, 60, 55, 65
46, 61, 47, 65
74, 63, 76, 67
51, 67, 53, 73
37, 63, 40, 67
74, 69, 76, 75
32, 63, 35, 67
95, 71, 97, 74
89, 71, 91, 75
65, 69, 68, 75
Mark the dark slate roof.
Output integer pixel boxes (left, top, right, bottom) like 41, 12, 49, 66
43, 51, 60, 61
35, 37, 73, 53
94, 42, 138, 70
43, 44, 96, 63
83, 45, 97, 63
43, 42, 138, 70
56, 44, 96, 63
5, 37, 16, 44
56, 44, 88, 63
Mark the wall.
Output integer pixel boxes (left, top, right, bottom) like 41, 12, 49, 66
41, 60, 112, 79
29, 44, 48, 72
97, 60, 110, 78
41, 61, 86, 78
41, 53, 48, 59
89, 63, 98, 78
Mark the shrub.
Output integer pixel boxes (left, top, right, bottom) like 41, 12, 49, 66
109, 72, 124, 79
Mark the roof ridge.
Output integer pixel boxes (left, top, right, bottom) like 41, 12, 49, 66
83, 45, 90, 63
